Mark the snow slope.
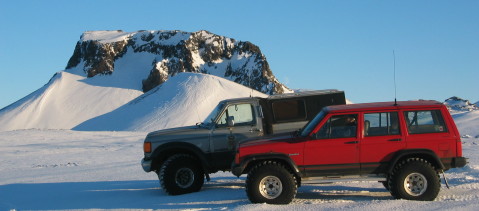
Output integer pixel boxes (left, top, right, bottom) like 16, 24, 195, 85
0, 71, 142, 131
74, 72, 268, 131
0, 119, 478, 210
0, 71, 267, 132
452, 110, 479, 138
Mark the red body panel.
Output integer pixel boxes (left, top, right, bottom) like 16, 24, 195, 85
236, 100, 465, 177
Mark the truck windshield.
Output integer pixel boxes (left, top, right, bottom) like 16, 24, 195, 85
299, 110, 326, 137
201, 102, 225, 127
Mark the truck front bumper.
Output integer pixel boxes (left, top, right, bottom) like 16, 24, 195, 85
141, 158, 152, 172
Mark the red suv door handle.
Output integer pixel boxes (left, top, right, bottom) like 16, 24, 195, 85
345, 141, 359, 144
388, 138, 402, 142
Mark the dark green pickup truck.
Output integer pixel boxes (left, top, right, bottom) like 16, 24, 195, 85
141, 90, 346, 195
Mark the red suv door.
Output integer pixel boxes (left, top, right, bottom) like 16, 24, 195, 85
359, 111, 406, 174
303, 113, 360, 177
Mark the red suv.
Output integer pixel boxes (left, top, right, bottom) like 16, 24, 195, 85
232, 100, 467, 204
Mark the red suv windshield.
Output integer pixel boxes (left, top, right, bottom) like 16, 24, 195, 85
300, 110, 326, 137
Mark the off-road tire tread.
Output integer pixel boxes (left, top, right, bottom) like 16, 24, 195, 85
158, 153, 204, 195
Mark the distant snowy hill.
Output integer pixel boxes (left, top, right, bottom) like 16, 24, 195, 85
444, 96, 479, 112
443, 96, 479, 138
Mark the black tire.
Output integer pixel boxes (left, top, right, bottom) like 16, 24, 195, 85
245, 161, 297, 204
382, 174, 391, 190
158, 154, 204, 195
388, 158, 440, 201
381, 181, 389, 191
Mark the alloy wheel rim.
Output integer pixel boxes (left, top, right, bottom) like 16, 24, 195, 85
404, 172, 428, 196
175, 167, 194, 188
259, 176, 283, 199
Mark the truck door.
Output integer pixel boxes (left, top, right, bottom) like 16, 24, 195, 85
210, 103, 263, 170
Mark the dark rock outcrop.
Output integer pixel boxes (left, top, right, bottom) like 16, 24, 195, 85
66, 30, 290, 94
444, 96, 479, 112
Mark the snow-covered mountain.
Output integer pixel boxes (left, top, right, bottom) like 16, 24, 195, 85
0, 30, 290, 132
444, 96, 479, 112
66, 30, 290, 94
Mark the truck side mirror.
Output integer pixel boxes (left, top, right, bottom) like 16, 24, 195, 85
227, 116, 235, 128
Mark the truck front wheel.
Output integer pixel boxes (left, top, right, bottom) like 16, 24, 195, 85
158, 154, 204, 195
245, 161, 297, 204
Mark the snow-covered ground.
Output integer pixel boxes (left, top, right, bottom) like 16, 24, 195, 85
0, 113, 478, 210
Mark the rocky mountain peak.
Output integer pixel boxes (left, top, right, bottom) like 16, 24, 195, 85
444, 96, 479, 112
66, 30, 290, 94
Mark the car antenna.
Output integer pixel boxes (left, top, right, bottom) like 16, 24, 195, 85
393, 50, 398, 106
249, 70, 253, 98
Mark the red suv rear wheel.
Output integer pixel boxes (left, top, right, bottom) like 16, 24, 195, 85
388, 158, 440, 201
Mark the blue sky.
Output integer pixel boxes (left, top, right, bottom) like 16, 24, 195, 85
1, 0, 478, 109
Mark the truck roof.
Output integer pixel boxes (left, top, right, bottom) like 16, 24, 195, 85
219, 89, 345, 103
267, 89, 344, 100
325, 100, 443, 113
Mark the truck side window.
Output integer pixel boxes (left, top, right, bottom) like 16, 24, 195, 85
272, 100, 306, 122
218, 104, 255, 127
315, 114, 358, 139
364, 112, 400, 136
403, 110, 447, 134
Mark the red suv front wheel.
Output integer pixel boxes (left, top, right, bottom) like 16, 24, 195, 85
245, 161, 297, 204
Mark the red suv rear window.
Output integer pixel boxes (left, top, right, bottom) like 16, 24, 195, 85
403, 110, 447, 134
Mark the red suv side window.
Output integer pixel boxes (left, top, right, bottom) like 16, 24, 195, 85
364, 112, 400, 136
403, 110, 448, 134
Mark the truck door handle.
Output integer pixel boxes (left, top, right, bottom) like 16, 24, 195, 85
345, 141, 359, 144
249, 128, 262, 132
388, 138, 402, 142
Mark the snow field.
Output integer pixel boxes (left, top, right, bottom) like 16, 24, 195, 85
0, 129, 478, 210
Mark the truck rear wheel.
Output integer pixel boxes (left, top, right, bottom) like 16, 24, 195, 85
158, 154, 204, 195
388, 158, 440, 201
245, 161, 297, 204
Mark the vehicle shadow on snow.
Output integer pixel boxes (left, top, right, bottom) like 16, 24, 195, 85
296, 184, 393, 201
0, 179, 249, 210
0, 179, 400, 210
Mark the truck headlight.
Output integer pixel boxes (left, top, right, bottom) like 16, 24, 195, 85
143, 142, 152, 153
